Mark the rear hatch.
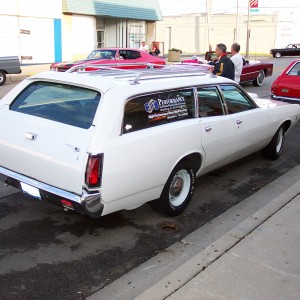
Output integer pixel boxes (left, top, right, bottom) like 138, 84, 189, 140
0, 81, 101, 194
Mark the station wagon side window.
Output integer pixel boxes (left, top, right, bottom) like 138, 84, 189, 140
220, 85, 256, 114
123, 89, 195, 133
10, 81, 100, 129
197, 86, 225, 117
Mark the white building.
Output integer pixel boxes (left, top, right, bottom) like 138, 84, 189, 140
0, 0, 62, 63
156, 9, 300, 55
0, 0, 162, 64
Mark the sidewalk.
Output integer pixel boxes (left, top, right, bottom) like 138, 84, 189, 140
167, 193, 300, 300
89, 165, 300, 300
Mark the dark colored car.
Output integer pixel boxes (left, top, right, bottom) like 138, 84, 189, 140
270, 44, 300, 58
0, 56, 22, 86
270, 59, 300, 104
50, 48, 166, 72
183, 52, 273, 86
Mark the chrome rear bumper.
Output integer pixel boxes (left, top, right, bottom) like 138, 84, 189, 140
0, 166, 103, 218
270, 94, 300, 104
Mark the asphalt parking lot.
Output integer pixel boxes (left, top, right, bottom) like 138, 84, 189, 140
0, 57, 299, 300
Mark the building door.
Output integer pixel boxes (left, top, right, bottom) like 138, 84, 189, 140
97, 30, 104, 48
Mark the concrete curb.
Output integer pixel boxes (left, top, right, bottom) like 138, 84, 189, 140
88, 165, 300, 300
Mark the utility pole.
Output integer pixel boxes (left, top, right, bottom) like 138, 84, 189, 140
235, 0, 239, 42
206, 0, 212, 51
245, 0, 250, 59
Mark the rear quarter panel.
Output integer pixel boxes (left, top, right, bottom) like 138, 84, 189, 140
256, 99, 300, 131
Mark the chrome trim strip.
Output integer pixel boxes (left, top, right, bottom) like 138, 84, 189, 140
0, 166, 82, 203
271, 94, 300, 103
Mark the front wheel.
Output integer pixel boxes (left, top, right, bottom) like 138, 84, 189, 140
253, 70, 265, 86
0, 70, 6, 86
261, 125, 285, 160
150, 161, 195, 216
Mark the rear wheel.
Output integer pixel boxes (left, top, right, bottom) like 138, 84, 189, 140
261, 125, 285, 160
150, 161, 195, 216
253, 70, 265, 86
275, 52, 281, 58
0, 70, 6, 86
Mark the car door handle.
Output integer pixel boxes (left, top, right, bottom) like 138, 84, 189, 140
205, 126, 212, 132
236, 119, 242, 125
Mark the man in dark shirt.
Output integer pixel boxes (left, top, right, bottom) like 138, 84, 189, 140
212, 43, 235, 80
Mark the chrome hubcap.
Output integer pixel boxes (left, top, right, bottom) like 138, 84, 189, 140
169, 169, 191, 207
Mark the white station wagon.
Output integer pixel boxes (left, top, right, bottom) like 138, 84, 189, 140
0, 65, 299, 218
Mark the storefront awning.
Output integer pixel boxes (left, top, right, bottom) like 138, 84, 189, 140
63, 0, 162, 21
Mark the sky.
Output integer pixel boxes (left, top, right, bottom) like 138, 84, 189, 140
158, 0, 299, 16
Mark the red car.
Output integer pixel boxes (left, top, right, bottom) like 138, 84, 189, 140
270, 59, 300, 104
50, 48, 166, 72
183, 52, 273, 86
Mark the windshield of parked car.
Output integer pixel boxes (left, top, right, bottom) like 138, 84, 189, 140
10, 82, 101, 129
87, 50, 116, 60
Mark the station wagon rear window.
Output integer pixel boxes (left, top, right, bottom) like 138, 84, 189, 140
123, 89, 194, 133
10, 82, 100, 129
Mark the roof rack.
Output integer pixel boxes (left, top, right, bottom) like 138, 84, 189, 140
66, 62, 214, 84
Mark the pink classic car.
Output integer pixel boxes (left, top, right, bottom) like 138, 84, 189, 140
50, 48, 166, 72
182, 51, 273, 86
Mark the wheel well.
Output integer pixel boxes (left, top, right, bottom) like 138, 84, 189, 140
0, 69, 8, 74
282, 120, 291, 133
179, 153, 202, 174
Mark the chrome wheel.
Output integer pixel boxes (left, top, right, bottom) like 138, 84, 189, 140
275, 52, 281, 58
150, 161, 195, 216
261, 125, 285, 160
169, 169, 191, 207
253, 70, 265, 86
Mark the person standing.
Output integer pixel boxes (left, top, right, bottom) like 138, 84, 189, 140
139, 41, 149, 52
149, 41, 161, 56
230, 43, 243, 83
212, 43, 234, 80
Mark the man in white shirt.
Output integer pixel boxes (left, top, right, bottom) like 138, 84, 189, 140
230, 43, 243, 83
139, 41, 149, 52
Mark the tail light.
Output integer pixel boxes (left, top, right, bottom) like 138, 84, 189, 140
270, 84, 276, 94
85, 154, 103, 188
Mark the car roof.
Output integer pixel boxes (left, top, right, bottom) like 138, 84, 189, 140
28, 66, 234, 95
92, 47, 143, 51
